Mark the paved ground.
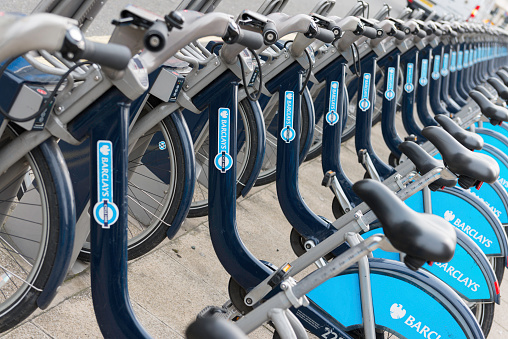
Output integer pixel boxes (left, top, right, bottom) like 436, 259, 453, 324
2, 0, 508, 338
0, 115, 508, 338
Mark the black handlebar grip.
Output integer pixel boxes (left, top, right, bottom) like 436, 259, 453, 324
416, 29, 427, 38
393, 29, 406, 40
314, 27, 335, 43
263, 21, 278, 45
362, 26, 378, 39
236, 29, 264, 50
422, 25, 433, 35
82, 40, 132, 70
143, 20, 168, 52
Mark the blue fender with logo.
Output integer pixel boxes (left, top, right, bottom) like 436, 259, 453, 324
362, 224, 499, 303
307, 259, 484, 338
434, 149, 508, 226
404, 187, 508, 259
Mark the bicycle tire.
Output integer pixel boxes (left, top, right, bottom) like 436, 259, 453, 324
0, 127, 60, 332
79, 98, 186, 260
188, 98, 259, 217
254, 91, 310, 187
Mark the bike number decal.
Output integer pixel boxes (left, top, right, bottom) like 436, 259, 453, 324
440, 53, 449, 76
358, 73, 371, 111
457, 51, 463, 71
419, 59, 428, 86
326, 81, 340, 125
404, 63, 414, 93
281, 91, 296, 143
214, 108, 233, 173
93, 140, 119, 228
450, 51, 457, 72
431, 55, 440, 80
385, 67, 396, 100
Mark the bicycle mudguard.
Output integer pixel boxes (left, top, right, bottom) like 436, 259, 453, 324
239, 99, 265, 197
306, 258, 484, 338
405, 186, 508, 259
36, 137, 76, 309
165, 110, 195, 239
476, 127, 508, 156
362, 226, 499, 304
434, 148, 508, 225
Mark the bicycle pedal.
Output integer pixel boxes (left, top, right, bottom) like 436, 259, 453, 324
197, 305, 228, 320
222, 300, 243, 321
321, 170, 336, 187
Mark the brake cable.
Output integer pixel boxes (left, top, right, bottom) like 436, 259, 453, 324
238, 48, 263, 102
283, 40, 313, 95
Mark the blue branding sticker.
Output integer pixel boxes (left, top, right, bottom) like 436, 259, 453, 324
385, 67, 396, 100
450, 51, 457, 72
457, 51, 463, 70
326, 81, 340, 125
214, 108, 233, 173
464, 50, 469, 68
93, 140, 119, 228
404, 63, 414, 93
431, 55, 440, 80
281, 91, 296, 143
419, 59, 428, 86
470, 49, 474, 64
440, 53, 449, 77
358, 73, 371, 111
308, 273, 468, 338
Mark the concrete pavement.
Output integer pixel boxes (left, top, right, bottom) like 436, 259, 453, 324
2, 117, 508, 338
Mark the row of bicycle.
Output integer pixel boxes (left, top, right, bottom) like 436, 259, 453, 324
2, 0, 508, 337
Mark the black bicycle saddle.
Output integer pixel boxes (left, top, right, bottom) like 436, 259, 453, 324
352, 179, 456, 270
487, 77, 508, 101
398, 141, 457, 190
497, 69, 508, 86
421, 126, 499, 188
469, 90, 508, 125
434, 115, 483, 151
475, 85, 495, 101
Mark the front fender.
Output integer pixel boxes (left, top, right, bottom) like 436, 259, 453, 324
37, 138, 76, 309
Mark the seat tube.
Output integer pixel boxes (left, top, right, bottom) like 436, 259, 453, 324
401, 48, 426, 139
89, 91, 151, 339
415, 47, 438, 127
380, 53, 404, 157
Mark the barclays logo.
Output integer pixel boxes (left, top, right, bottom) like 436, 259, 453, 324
390, 304, 443, 339
390, 303, 406, 319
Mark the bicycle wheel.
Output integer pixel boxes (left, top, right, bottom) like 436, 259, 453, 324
0, 127, 60, 332
79, 98, 186, 260
189, 98, 259, 217
254, 90, 310, 186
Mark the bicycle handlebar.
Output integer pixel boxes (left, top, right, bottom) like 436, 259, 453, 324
0, 13, 131, 71
362, 26, 379, 39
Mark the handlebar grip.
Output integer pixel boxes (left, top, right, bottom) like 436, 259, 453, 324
143, 20, 168, 52
82, 40, 132, 70
362, 26, 378, 39
236, 29, 264, 50
263, 21, 278, 45
422, 25, 433, 35
416, 29, 427, 38
393, 30, 406, 40
434, 28, 443, 36
314, 27, 336, 43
